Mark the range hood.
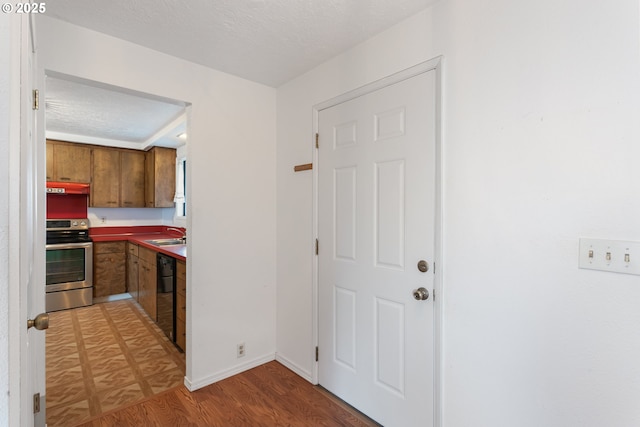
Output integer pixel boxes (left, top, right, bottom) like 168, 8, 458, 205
46, 181, 90, 195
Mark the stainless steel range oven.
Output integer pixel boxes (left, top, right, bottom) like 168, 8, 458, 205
46, 218, 93, 311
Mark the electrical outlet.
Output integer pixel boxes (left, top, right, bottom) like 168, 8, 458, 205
579, 238, 640, 276
237, 343, 245, 358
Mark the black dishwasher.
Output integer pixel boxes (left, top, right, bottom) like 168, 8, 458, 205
157, 253, 176, 343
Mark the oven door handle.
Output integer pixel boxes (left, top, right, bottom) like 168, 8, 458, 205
46, 242, 93, 250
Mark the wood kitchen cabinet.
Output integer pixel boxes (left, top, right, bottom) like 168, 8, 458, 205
46, 141, 53, 181
120, 150, 146, 207
93, 241, 126, 297
91, 147, 146, 208
145, 146, 176, 207
46, 140, 91, 183
138, 246, 157, 321
46, 140, 175, 208
126, 243, 140, 301
91, 147, 120, 207
176, 260, 186, 351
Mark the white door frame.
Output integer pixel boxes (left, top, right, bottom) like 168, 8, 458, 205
8, 12, 47, 427
311, 56, 444, 426
7, 12, 26, 425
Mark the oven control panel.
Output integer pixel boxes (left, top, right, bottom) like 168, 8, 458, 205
46, 218, 89, 231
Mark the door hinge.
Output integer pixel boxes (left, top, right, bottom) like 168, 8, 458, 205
315, 238, 319, 255
315, 133, 319, 149
315, 346, 319, 361
32, 89, 39, 110
33, 393, 40, 414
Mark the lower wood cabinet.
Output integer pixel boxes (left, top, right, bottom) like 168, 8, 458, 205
122, 242, 186, 350
93, 241, 126, 297
176, 260, 186, 351
138, 246, 157, 321
126, 243, 139, 301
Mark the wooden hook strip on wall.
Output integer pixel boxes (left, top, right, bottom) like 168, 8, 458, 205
294, 163, 313, 172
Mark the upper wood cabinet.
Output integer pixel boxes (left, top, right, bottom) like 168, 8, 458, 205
91, 147, 121, 207
46, 140, 91, 183
120, 150, 146, 207
91, 147, 148, 208
46, 140, 176, 208
46, 141, 53, 181
145, 147, 176, 208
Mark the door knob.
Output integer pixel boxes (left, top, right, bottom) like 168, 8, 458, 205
413, 287, 429, 301
27, 313, 49, 331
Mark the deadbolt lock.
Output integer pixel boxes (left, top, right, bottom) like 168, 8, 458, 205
417, 260, 429, 273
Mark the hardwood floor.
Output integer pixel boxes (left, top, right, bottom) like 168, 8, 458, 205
76, 361, 381, 427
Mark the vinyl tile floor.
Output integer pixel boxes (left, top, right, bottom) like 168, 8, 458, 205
46, 298, 186, 427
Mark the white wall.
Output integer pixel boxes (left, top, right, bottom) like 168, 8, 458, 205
87, 207, 173, 227
275, 8, 435, 380
0, 12, 11, 427
36, 16, 277, 388
276, 1, 640, 425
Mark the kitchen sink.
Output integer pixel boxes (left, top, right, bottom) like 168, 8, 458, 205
145, 238, 186, 246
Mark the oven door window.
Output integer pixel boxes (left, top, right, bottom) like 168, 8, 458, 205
46, 248, 86, 285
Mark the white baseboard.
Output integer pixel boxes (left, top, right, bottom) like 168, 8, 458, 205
275, 353, 313, 383
184, 353, 276, 391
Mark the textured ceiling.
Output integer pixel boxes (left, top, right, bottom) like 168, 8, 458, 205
44, 0, 434, 148
46, 0, 434, 87
45, 75, 187, 149
46, 75, 187, 148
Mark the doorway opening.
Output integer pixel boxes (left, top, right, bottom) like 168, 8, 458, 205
43, 72, 191, 426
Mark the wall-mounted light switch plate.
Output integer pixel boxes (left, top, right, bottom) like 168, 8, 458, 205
579, 238, 640, 276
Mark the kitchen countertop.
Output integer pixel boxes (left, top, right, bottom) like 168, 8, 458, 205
89, 225, 187, 261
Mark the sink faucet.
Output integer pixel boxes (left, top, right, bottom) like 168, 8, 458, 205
166, 227, 187, 242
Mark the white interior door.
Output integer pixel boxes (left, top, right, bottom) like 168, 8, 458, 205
12, 13, 46, 426
318, 70, 436, 427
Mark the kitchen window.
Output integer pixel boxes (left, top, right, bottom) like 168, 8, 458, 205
175, 157, 186, 217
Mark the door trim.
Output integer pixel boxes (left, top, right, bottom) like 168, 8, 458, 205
311, 56, 444, 427
7, 13, 25, 425
8, 12, 47, 426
